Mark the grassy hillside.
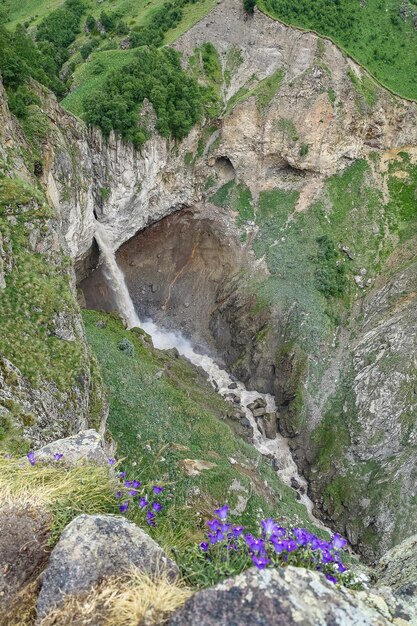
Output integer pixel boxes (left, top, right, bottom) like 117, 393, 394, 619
83, 310, 327, 550
259, 0, 417, 101
2, 0, 217, 119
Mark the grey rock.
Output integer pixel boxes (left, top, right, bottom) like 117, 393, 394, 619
376, 534, 417, 593
252, 407, 266, 418
34, 429, 109, 466
263, 412, 277, 439
168, 566, 394, 626
290, 477, 301, 490
37, 514, 179, 617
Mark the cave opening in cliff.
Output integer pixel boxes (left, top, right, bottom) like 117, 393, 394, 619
79, 205, 245, 362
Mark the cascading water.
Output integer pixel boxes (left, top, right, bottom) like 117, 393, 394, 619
94, 222, 329, 530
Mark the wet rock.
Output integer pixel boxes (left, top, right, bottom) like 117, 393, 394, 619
247, 398, 267, 411
168, 566, 393, 626
290, 477, 301, 490
37, 514, 179, 618
34, 429, 109, 467
228, 382, 238, 389
263, 412, 277, 439
0, 505, 51, 610
252, 407, 266, 418
240, 417, 251, 427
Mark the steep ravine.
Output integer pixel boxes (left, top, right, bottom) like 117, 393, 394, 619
1, 0, 417, 564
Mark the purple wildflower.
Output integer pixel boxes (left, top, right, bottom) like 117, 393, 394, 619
146, 510, 156, 526
321, 549, 334, 564
27, 451, 36, 466
200, 542, 209, 552
129, 489, 138, 497
53, 453, 63, 461
232, 526, 244, 537
325, 573, 338, 584
139, 498, 149, 508
214, 505, 229, 520
261, 518, 279, 537
337, 561, 348, 574
252, 555, 270, 569
115, 491, 122, 499
124, 480, 133, 488
133, 480, 141, 489
153, 485, 164, 494
152, 502, 163, 512
331, 534, 348, 550
270, 537, 286, 553
108, 458, 116, 466
118, 471, 126, 478
293, 528, 310, 546
119, 502, 129, 513
206, 519, 220, 532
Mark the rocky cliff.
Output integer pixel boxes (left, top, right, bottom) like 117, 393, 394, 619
1, 0, 417, 562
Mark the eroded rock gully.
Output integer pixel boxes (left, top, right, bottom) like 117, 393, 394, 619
80, 204, 279, 391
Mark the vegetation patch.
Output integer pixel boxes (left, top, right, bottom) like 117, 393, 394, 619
83, 47, 203, 146
0, 176, 87, 391
259, 0, 417, 101
83, 310, 326, 553
210, 180, 255, 225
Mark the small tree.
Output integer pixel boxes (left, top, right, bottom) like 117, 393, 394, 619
243, 0, 256, 14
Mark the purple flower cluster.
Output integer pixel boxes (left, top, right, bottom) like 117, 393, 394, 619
115, 471, 165, 527
199, 506, 349, 584
26, 451, 64, 465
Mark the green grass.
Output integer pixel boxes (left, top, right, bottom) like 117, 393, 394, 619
210, 181, 255, 225
83, 310, 327, 549
226, 69, 285, 114
258, 0, 417, 101
4, 0, 217, 119
61, 48, 139, 117
164, 0, 217, 44
0, 176, 87, 391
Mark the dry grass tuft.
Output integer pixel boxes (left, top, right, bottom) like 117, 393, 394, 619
0, 456, 117, 510
40, 569, 191, 626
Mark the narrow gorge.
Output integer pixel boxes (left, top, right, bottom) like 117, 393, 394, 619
1, 0, 417, 622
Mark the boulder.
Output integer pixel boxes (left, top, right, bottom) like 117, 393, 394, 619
34, 429, 109, 467
0, 505, 51, 609
374, 534, 417, 617
37, 514, 179, 618
263, 412, 277, 439
168, 566, 395, 626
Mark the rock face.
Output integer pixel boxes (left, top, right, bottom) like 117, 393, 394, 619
168, 566, 401, 626
34, 429, 109, 466
37, 514, 179, 618
0, 505, 51, 610
375, 534, 417, 614
1, 0, 417, 565
0, 81, 107, 450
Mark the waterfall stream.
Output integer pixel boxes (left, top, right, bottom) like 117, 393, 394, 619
95, 223, 329, 531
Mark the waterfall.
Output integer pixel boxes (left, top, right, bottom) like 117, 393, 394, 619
94, 223, 141, 329
94, 222, 329, 531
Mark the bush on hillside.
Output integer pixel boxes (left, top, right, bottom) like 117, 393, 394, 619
83, 47, 202, 147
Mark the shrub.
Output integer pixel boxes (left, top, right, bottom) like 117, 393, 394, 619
83, 47, 202, 147
118, 338, 134, 356
314, 235, 347, 298
243, 0, 256, 13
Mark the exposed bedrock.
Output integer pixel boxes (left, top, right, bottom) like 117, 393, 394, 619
15, 0, 416, 562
